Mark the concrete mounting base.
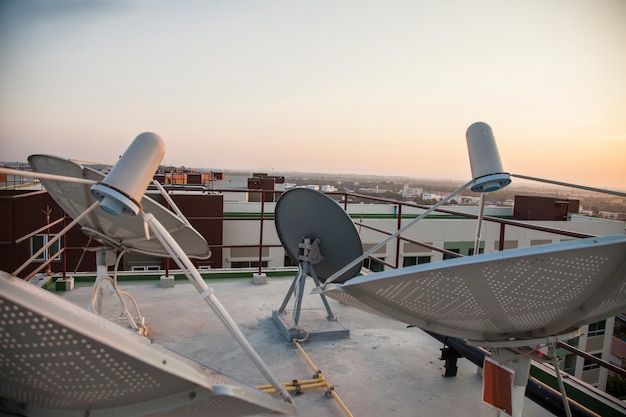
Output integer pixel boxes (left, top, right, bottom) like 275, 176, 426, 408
160, 275, 176, 288
252, 273, 267, 285
272, 309, 349, 342
55, 277, 75, 292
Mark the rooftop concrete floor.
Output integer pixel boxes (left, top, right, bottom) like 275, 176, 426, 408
61, 276, 551, 417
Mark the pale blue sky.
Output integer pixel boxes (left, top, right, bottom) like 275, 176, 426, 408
1, 1, 625, 188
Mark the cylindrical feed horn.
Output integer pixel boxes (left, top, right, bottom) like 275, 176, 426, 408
466, 122, 511, 193
91, 132, 166, 216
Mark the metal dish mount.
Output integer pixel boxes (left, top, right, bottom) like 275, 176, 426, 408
273, 187, 363, 341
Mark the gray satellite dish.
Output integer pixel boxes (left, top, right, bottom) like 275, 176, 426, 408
320, 234, 626, 417
275, 187, 363, 283
0, 271, 296, 417
28, 154, 211, 259
321, 235, 626, 343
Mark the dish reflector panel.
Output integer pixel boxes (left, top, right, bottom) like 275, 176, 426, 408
0, 271, 295, 416
28, 154, 210, 259
275, 188, 363, 283
322, 235, 626, 342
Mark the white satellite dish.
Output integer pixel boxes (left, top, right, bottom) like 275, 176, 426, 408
321, 235, 626, 342
0, 271, 296, 417
303, 122, 626, 417
1, 132, 296, 415
28, 154, 211, 259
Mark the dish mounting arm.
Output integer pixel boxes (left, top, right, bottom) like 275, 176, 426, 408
277, 237, 337, 327
141, 212, 294, 405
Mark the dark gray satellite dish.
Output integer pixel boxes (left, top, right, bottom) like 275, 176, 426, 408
273, 187, 363, 341
275, 187, 363, 283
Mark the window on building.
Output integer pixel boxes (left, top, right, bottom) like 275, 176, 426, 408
131, 265, 161, 271
588, 320, 606, 337
363, 257, 385, 272
31, 234, 62, 262
232, 261, 268, 269
583, 354, 602, 371
443, 249, 460, 260
230, 248, 269, 269
562, 354, 577, 375
566, 336, 580, 348
284, 252, 297, 267
418, 256, 431, 265
403, 256, 431, 267
467, 247, 484, 256
403, 256, 416, 267
443, 241, 484, 259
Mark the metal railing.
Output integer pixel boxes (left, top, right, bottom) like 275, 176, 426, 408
3, 186, 602, 278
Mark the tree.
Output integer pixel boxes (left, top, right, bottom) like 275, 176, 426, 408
607, 375, 626, 400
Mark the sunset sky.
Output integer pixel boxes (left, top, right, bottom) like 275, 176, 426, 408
1, 1, 625, 189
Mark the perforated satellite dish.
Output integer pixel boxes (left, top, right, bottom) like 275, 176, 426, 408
275, 187, 363, 283
0, 271, 296, 417
28, 154, 211, 259
321, 235, 626, 342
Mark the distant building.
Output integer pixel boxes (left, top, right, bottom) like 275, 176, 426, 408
599, 211, 622, 220
459, 196, 481, 205
513, 196, 579, 221
422, 193, 442, 201
401, 184, 423, 198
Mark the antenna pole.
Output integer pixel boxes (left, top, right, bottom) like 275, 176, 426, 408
324, 179, 474, 286
0, 167, 98, 185
151, 179, 190, 225
143, 212, 294, 405
473, 193, 487, 255
13, 201, 100, 277
511, 174, 626, 198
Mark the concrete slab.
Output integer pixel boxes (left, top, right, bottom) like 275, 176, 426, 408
60, 276, 552, 417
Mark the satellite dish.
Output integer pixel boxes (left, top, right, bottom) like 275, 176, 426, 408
275, 187, 363, 283
0, 271, 297, 417
28, 154, 211, 259
321, 235, 626, 342
24, 135, 294, 404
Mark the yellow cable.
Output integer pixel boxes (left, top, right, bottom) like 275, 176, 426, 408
256, 339, 354, 417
